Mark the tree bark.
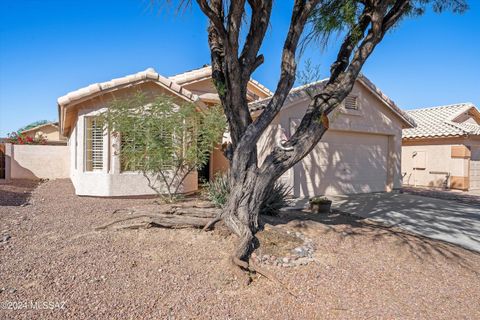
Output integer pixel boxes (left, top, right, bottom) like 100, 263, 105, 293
219, 169, 272, 268
193, 0, 414, 276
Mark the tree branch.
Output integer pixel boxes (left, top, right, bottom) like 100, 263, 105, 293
329, 8, 372, 83
237, 0, 320, 152
260, 0, 412, 178
239, 0, 273, 79
195, 0, 227, 39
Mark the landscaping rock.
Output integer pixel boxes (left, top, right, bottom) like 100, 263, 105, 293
1, 234, 11, 243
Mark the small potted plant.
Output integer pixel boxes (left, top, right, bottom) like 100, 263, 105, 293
309, 196, 332, 214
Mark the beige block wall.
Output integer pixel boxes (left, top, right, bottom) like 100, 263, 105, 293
9, 144, 70, 180
401, 140, 469, 188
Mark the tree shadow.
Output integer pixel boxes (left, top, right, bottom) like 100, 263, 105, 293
402, 187, 480, 208
0, 179, 40, 206
260, 208, 480, 274
329, 193, 480, 252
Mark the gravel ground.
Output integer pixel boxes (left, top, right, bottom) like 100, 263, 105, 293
1, 179, 479, 319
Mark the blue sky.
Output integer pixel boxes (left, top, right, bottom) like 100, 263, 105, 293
0, 0, 479, 136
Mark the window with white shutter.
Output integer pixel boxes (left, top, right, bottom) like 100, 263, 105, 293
85, 117, 104, 171
344, 95, 358, 110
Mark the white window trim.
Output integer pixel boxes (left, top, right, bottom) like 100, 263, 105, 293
84, 116, 104, 172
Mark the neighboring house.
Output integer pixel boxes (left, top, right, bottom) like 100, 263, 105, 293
57, 66, 414, 197
251, 75, 416, 197
57, 66, 271, 196
20, 122, 67, 144
402, 103, 480, 191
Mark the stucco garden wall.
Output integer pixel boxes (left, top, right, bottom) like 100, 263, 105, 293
7, 144, 70, 180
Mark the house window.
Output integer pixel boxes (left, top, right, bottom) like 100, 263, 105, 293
120, 131, 145, 172
120, 125, 176, 172
344, 95, 358, 110
85, 117, 104, 171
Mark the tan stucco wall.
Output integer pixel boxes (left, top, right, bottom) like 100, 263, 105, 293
257, 81, 405, 196
181, 78, 271, 103
8, 144, 69, 180
402, 136, 480, 190
23, 125, 66, 143
67, 83, 198, 197
63, 77, 405, 197
210, 146, 229, 178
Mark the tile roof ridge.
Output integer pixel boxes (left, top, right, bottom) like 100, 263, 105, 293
405, 102, 474, 112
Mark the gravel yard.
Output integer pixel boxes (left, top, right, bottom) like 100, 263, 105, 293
1, 179, 479, 319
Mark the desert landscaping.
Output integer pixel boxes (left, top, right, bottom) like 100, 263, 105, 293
1, 179, 479, 319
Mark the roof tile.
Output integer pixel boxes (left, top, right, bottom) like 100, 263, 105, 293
249, 75, 415, 127
403, 103, 480, 139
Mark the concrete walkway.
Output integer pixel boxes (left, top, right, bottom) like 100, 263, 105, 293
290, 193, 480, 252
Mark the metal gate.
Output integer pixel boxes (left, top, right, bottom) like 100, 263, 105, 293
470, 147, 480, 190
0, 144, 5, 179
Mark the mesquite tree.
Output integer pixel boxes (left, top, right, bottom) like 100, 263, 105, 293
170, 0, 467, 271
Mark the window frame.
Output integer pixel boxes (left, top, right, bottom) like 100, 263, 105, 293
84, 116, 104, 172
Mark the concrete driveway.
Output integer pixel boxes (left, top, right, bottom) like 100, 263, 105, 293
290, 193, 480, 252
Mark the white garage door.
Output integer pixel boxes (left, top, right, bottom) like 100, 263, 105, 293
290, 127, 389, 197
470, 147, 480, 190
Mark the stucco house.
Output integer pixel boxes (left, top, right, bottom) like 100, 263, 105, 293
57, 66, 271, 196
57, 66, 414, 197
20, 122, 67, 144
402, 103, 480, 191
252, 76, 416, 197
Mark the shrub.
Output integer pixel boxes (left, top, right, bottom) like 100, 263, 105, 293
309, 196, 331, 204
204, 173, 292, 216
261, 182, 292, 216
203, 172, 230, 208
6, 132, 47, 145
100, 93, 226, 202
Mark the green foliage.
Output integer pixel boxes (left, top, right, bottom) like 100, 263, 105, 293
308, 0, 361, 48
261, 182, 293, 216
100, 92, 226, 202
410, 0, 468, 16
6, 132, 47, 145
306, 0, 468, 48
296, 59, 322, 98
203, 172, 230, 208
213, 79, 227, 97
204, 173, 292, 216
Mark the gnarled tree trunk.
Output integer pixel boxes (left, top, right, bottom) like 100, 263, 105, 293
220, 168, 270, 267
194, 0, 418, 273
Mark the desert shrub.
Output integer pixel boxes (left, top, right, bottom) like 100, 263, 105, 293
203, 172, 230, 208
309, 196, 331, 204
100, 93, 226, 202
6, 132, 47, 145
204, 173, 292, 215
261, 182, 292, 216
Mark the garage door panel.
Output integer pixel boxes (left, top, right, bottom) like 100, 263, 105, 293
291, 126, 389, 197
